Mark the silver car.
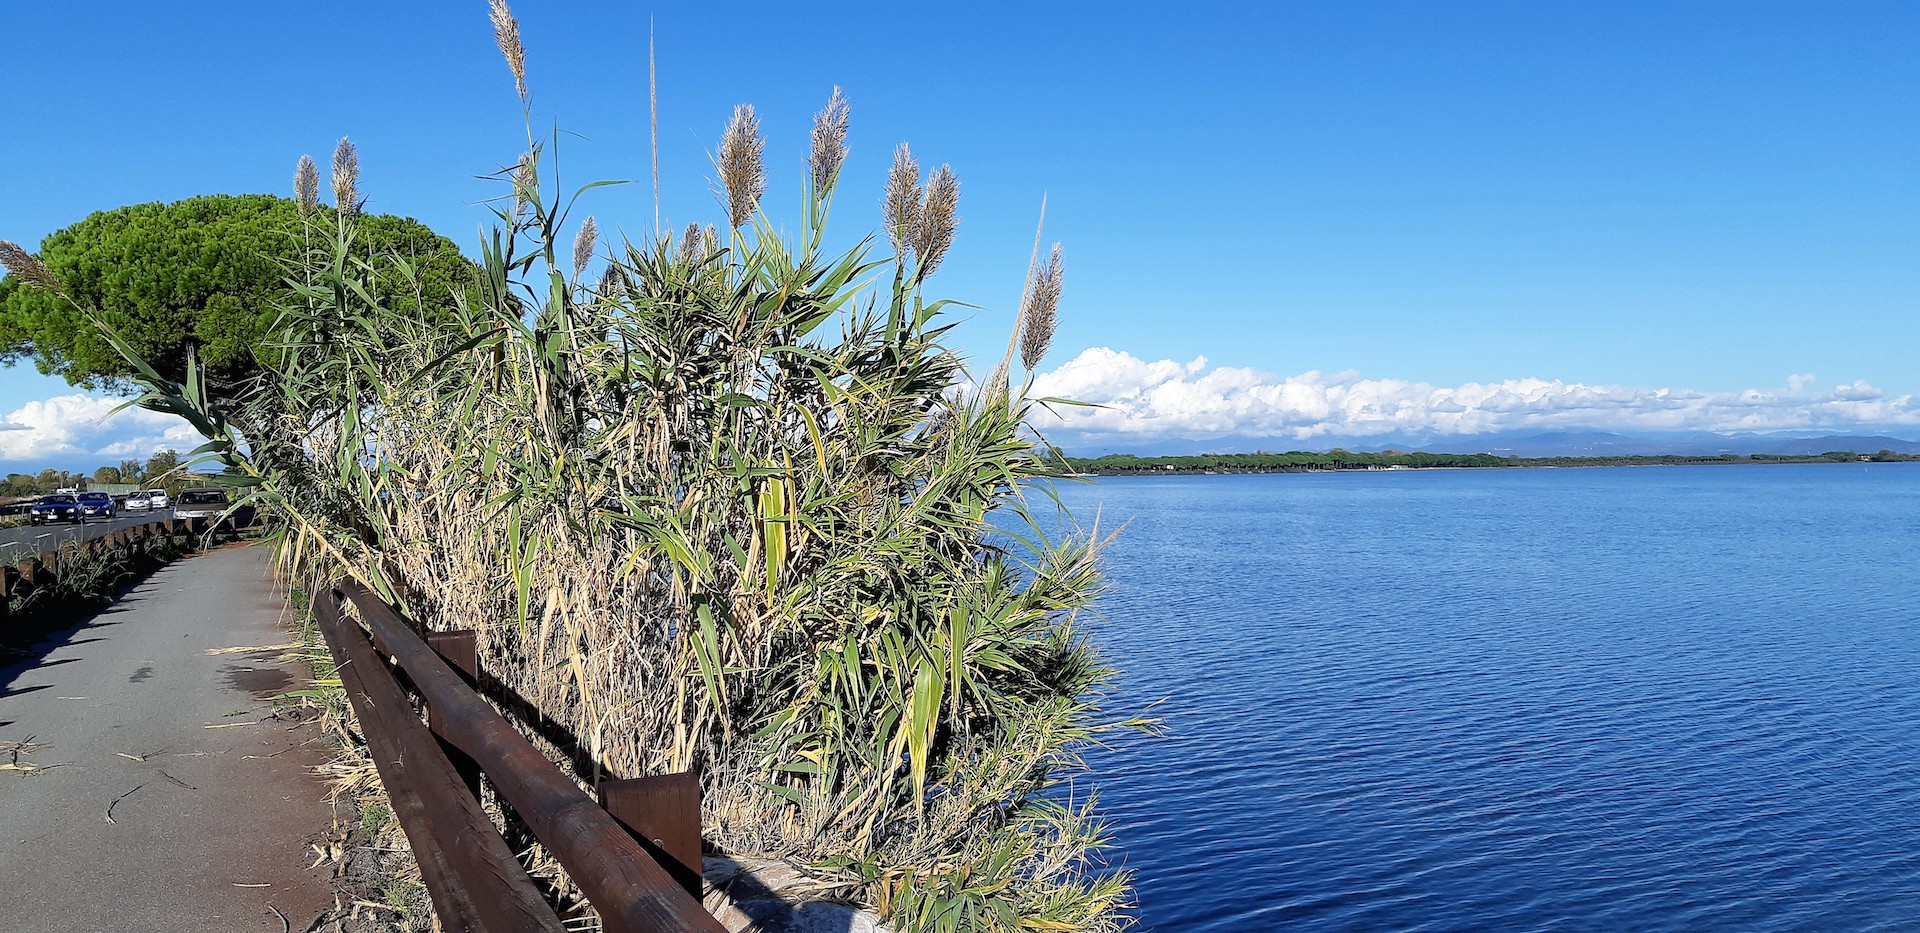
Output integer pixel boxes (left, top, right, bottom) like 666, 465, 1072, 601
172, 488, 231, 520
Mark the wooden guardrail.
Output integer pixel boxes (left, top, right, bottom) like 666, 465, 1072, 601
314, 579, 724, 933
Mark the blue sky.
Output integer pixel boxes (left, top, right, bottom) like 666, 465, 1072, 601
1, 1, 1916, 467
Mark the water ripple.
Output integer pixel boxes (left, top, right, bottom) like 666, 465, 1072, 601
1048, 465, 1920, 931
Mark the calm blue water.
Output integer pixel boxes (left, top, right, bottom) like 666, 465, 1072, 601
1048, 464, 1920, 932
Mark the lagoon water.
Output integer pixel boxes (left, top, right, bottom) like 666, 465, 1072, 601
1050, 464, 1920, 931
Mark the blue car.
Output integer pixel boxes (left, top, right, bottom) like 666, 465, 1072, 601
77, 492, 116, 521
29, 494, 83, 525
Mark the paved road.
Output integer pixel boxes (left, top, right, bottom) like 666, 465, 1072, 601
0, 545, 335, 932
0, 511, 174, 562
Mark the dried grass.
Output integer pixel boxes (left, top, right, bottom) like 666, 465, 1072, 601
0, 240, 62, 294
1020, 243, 1063, 370
490, 0, 528, 102
716, 105, 765, 229
331, 138, 359, 215
883, 143, 921, 255
809, 87, 850, 192
295, 155, 320, 215
911, 165, 959, 277
572, 215, 598, 279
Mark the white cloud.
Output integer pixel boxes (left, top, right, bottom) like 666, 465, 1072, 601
0, 393, 199, 466
1831, 380, 1883, 402
1030, 348, 1920, 442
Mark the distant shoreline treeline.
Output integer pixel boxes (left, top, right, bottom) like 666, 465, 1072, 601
1060, 449, 1920, 475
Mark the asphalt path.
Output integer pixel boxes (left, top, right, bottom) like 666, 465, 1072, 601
0, 545, 336, 931
0, 510, 176, 562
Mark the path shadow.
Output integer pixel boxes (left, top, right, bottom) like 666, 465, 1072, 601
0, 552, 190, 689
0, 658, 81, 694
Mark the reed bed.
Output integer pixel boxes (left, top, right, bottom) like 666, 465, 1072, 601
17, 6, 1145, 929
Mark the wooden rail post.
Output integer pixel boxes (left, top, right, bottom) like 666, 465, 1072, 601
599, 773, 705, 902
426, 629, 485, 802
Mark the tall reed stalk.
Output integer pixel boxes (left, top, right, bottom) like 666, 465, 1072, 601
19, 8, 1144, 929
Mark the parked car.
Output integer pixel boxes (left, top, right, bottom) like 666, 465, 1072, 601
77, 492, 115, 521
29, 494, 83, 525
172, 488, 232, 521
145, 489, 170, 510
124, 492, 152, 510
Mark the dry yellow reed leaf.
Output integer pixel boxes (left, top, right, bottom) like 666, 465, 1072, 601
206, 643, 300, 655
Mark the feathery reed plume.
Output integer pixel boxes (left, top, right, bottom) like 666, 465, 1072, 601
1020, 243, 1063, 370
0, 240, 62, 294
294, 155, 319, 215
331, 137, 359, 215
988, 194, 1047, 399
912, 164, 959, 276
884, 143, 922, 254
715, 105, 765, 229
810, 87, 850, 192
489, 0, 527, 102
597, 264, 624, 298
512, 152, 534, 215
680, 222, 706, 264
573, 216, 598, 278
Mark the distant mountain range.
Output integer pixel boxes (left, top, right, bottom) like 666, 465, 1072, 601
1063, 430, 1920, 459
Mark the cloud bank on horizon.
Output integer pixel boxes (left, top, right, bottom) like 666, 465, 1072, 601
1029, 348, 1918, 444
3, 347, 1916, 470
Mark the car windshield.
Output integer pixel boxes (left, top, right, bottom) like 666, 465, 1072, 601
39, 496, 78, 505
80, 493, 110, 502
179, 491, 228, 505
